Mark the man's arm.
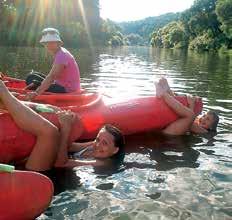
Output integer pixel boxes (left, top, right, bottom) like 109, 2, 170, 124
26, 64, 65, 100
36, 63, 65, 95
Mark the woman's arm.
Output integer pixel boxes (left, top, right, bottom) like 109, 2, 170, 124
55, 111, 83, 167
156, 78, 198, 135
68, 141, 95, 152
162, 93, 196, 135
54, 111, 73, 167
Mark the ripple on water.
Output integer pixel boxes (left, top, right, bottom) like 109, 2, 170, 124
2, 46, 231, 219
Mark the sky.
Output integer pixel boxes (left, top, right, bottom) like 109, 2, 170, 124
100, 0, 195, 22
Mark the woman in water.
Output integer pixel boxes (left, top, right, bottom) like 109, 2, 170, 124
0, 81, 124, 171
155, 77, 219, 135
55, 111, 125, 168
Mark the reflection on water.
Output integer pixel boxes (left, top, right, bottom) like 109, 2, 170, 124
0, 46, 232, 219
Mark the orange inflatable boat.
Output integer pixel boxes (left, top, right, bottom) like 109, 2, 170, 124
0, 94, 203, 164
0, 165, 53, 220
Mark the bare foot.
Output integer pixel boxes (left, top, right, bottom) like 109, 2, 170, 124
159, 77, 171, 93
0, 80, 9, 94
155, 81, 166, 98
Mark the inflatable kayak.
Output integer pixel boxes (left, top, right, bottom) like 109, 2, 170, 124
0, 95, 203, 163
2, 75, 97, 107
2, 75, 27, 89
0, 164, 53, 220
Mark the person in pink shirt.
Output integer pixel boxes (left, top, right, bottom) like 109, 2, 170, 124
26, 28, 81, 100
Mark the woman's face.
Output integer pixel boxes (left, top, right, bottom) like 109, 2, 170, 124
197, 112, 215, 130
44, 42, 59, 53
93, 128, 119, 159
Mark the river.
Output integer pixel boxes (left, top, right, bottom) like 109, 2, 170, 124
0, 46, 231, 219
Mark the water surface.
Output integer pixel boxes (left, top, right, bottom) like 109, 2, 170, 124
0, 46, 231, 219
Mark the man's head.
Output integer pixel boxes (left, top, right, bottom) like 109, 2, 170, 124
40, 28, 63, 52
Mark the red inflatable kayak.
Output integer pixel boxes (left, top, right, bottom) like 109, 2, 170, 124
2, 75, 97, 107
2, 75, 27, 89
0, 167, 53, 220
0, 95, 203, 164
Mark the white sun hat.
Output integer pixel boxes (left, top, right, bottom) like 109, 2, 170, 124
40, 27, 63, 44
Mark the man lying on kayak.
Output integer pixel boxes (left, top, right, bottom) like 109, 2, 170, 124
0, 81, 125, 171
155, 77, 219, 135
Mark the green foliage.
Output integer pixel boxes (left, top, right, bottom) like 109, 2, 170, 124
151, 0, 231, 51
119, 13, 180, 45
216, 0, 232, 39
189, 32, 216, 51
0, 0, 109, 47
151, 22, 188, 49
126, 34, 143, 46
0, 0, 127, 47
109, 35, 123, 47
1, 0, 232, 50
100, 19, 124, 46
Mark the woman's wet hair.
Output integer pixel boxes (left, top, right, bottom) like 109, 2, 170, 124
207, 111, 219, 132
102, 124, 125, 161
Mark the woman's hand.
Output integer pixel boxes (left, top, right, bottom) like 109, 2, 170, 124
57, 110, 76, 130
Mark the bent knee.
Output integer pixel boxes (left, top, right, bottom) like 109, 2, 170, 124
41, 124, 59, 141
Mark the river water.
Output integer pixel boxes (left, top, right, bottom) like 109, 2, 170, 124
0, 46, 232, 219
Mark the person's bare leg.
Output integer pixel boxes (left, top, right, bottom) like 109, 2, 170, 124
55, 111, 84, 167
155, 80, 196, 135
0, 81, 59, 171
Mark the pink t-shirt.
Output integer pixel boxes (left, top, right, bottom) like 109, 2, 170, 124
53, 47, 80, 92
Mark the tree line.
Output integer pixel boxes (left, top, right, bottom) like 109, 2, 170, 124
1, 0, 231, 51
150, 0, 232, 51
118, 13, 180, 46
0, 0, 125, 47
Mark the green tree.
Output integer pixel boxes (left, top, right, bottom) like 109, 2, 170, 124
100, 19, 124, 46
216, 0, 232, 39
151, 0, 231, 51
189, 31, 220, 51
151, 22, 188, 49
126, 34, 143, 46
0, 0, 102, 47
119, 13, 180, 45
